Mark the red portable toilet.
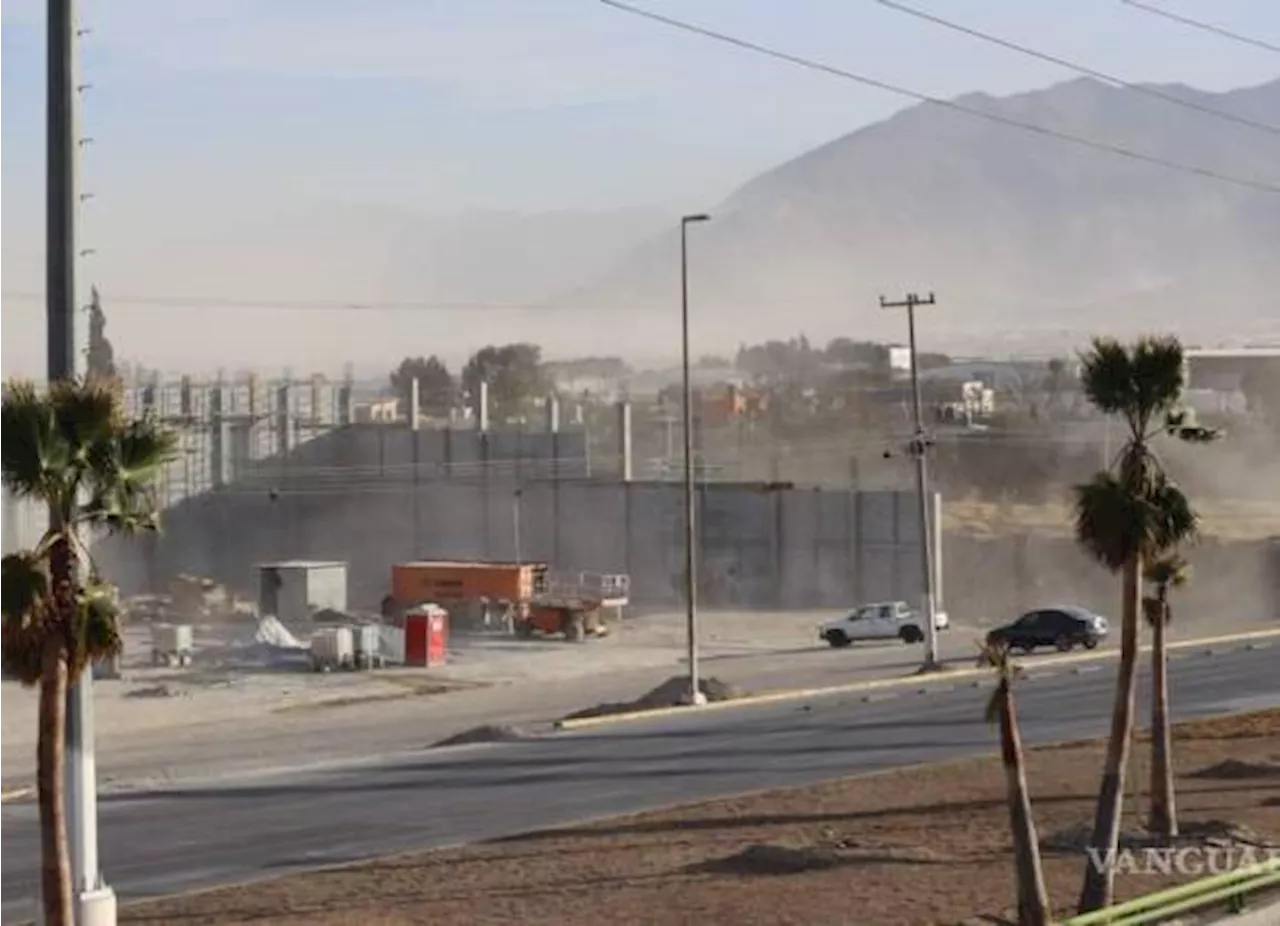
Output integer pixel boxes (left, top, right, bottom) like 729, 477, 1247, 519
404, 605, 448, 667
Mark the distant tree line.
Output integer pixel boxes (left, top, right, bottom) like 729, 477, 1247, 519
389, 343, 547, 422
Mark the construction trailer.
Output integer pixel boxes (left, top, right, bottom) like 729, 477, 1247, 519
387, 560, 629, 641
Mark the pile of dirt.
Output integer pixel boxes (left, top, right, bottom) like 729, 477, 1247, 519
562, 675, 744, 721
430, 724, 529, 748
125, 684, 186, 699
1188, 759, 1280, 780
693, 843, 844, 875
690, 840, 956, 877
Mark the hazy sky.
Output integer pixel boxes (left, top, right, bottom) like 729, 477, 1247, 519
3, 0, 1279, 376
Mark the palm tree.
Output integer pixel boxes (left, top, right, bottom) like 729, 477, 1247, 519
979, 639, 1051, 926
1144, 553, 1190, 841
1072, 336, 1215, 913
1, 379, 175, 926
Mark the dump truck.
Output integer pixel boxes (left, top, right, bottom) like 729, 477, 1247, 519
386, 560, 630, 641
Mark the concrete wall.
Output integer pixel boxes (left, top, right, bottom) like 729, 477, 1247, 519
96, 481, 937, 614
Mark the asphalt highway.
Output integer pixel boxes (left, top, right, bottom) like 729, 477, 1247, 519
2, 641, 1277, 923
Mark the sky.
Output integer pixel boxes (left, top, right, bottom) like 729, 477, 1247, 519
3, 0, 1279, 376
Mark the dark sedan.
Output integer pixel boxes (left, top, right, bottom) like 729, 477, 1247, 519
986, 606, 1109, 653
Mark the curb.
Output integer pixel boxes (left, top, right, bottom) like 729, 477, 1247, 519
554, 626, 1280, 731
1, 786, 34, 804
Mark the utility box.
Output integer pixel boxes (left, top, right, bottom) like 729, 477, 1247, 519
257, 560, 348, 628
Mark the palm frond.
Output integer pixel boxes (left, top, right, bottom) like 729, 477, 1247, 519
977, 637, 1023, 726
1129, 336, 1186, 423
69, 578, 123, 679
80, 416, 178, 535
1, 551, 54, 685
1074, 469, 1198, 571
1144, 553, 1191, 589
1073, 473, 1142, 571
1142, 595, 1164, 626
1145, 474, 1198, 553
1078, 338, 1136, 419
50, 378, 120, 456
1, 381, 71, 504
2, 551, 50, 624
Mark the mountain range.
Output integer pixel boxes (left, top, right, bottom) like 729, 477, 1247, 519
558, 76, 1280, 358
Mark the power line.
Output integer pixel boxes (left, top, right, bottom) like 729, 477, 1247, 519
876, 0, 1280, 137
1, 290, 560, 313
1120, 0, 1280, 55
597, 0, 1280, 194
0, 289, 877, 313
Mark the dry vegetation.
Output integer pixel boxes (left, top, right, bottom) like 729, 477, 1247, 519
123, 709, 1280, 926
945, 497, 1280, 541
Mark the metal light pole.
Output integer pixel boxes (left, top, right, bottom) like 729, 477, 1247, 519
681, 214, 710, 706
49, 0, 117, 922
512, 487, 523, 564
880, 292, 941, 672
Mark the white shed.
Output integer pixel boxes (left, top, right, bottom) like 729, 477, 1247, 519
257, 560, 348, 626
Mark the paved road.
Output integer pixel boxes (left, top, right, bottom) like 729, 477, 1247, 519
2, 642, 1276, 923
1, 634, 974, 789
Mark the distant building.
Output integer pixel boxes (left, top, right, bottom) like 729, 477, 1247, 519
353, 397, 400, 423
1184, 347, 1280, 392
887, 345, 912, 376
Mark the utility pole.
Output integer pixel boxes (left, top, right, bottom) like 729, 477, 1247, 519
49, 0, 118, 923
680, 213, 710, 706
880, 292, 941, 672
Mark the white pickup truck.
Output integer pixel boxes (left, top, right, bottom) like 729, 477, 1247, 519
818, 600, 949, 648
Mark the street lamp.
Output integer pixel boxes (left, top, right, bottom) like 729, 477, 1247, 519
681, 213, 710, 706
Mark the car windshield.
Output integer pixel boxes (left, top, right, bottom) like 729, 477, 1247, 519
1014, 613, 1038, 626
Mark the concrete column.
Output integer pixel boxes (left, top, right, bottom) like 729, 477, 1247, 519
246, 373, 259, 465
617, 400, 633, 482
209, 380, 225, 489
544, 394, 560, 433
477, 381, 490, 432
546, 395, 561, 562
276, 382, 291, 456
337, 381, 353, 426
932, 491, 944, 611
411, 379, 421, 558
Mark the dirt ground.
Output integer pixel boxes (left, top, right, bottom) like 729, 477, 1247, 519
121, 708, 1280, 926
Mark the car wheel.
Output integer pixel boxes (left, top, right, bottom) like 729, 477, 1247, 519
1055, 635, 1073, 652
1083, 637, 1098, 650
825, 630, 851, 649
899, 626, 924, 644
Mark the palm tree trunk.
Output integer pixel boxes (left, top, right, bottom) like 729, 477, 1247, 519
1078, 552, 1142, 912
1148, 590, 1177, 839
999, 678, 1051, 926
38, 634, 73, 926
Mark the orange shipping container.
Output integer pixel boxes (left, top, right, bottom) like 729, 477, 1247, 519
390, 561, 537, 605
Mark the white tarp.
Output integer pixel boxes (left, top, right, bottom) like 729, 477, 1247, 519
254, 615, 305, 650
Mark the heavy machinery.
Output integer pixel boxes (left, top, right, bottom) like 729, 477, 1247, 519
386, 560, 630, 641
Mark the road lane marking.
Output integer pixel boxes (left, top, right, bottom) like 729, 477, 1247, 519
554, 627, 1280, 730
